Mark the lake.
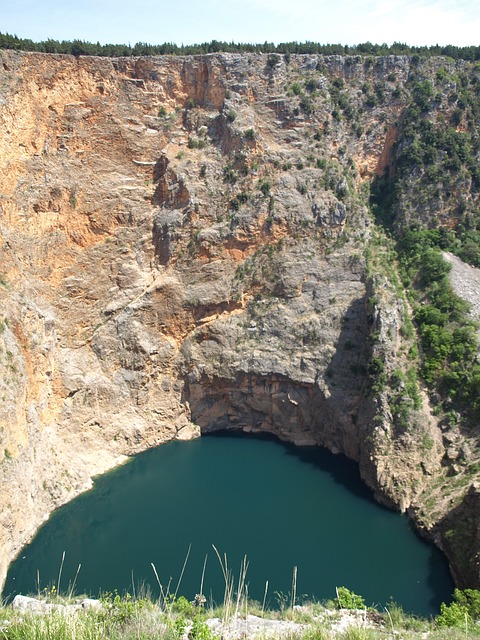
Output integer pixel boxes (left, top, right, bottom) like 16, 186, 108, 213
3, 432, 453, 614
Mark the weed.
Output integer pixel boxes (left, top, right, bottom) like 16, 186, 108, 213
188, 137, 206, 150
259, 180, 271, 196
223, 164, 237, 184
69, 188, 77, 209
296, 183, 307, 195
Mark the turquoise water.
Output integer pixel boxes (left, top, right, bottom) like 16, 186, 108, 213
3, 433, 453, 614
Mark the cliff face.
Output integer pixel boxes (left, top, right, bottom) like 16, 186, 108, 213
0, 50, 479, 591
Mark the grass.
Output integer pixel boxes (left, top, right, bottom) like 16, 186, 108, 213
2, 592, 480, 640
2, 595, 480, 640
3, 579, 480, 640
2, 554, 480, 639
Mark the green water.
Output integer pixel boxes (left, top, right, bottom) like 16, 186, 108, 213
3, 433, 453, 614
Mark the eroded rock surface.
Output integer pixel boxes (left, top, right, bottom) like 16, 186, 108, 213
0, 50, 479, 591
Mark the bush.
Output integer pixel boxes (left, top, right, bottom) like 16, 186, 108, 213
230, 192, 249, 210
267, 54, 280, 68
368, 357, 387, 394
419, 248, 451, 284
259, 180, 271, 196
436, 600, 471, 627
450, 587, 480, 618
188, 137, 206, 149
335, 587, 366, 610
300, 96, 315, 115
166, 595, 193, 617
412, 79, 434, 111
223, 165, 237, 184
189, 616, 216, 640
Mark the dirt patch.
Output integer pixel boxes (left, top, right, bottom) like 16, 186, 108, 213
443, 251, 480, 326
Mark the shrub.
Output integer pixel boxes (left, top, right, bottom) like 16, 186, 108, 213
188, 137, 206, 149
223, 165, 237, 184
230, 192, 249, 210
335, 587, 366, 610
171, 595, 195, 617
259, 180, 271, 196
368, 357, 387, 394
452, 588, 480, 619
189, 616, 216, 640
296, 183, 307, 195
290, 82, 303, 96
300, 96, 315, 115
436, 600, 471, 627
267, 54, 280, 68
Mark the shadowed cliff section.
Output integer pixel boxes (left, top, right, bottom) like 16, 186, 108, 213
184, 294, 370, 450
433, 483, 480, 588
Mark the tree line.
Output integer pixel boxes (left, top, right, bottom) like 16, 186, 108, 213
1, 32, 480, 60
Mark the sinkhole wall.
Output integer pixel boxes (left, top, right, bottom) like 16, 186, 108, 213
1, 48, 480, 591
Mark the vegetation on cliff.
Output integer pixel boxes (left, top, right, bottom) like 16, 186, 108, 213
370, 56, 480, 423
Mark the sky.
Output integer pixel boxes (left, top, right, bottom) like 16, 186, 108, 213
2, 0, 479, 48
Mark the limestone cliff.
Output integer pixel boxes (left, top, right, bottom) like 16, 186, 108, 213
0, 50, 479, 591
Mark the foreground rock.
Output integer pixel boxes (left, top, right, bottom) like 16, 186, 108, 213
12, 594, 102, 613
206, 610, 383, 638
